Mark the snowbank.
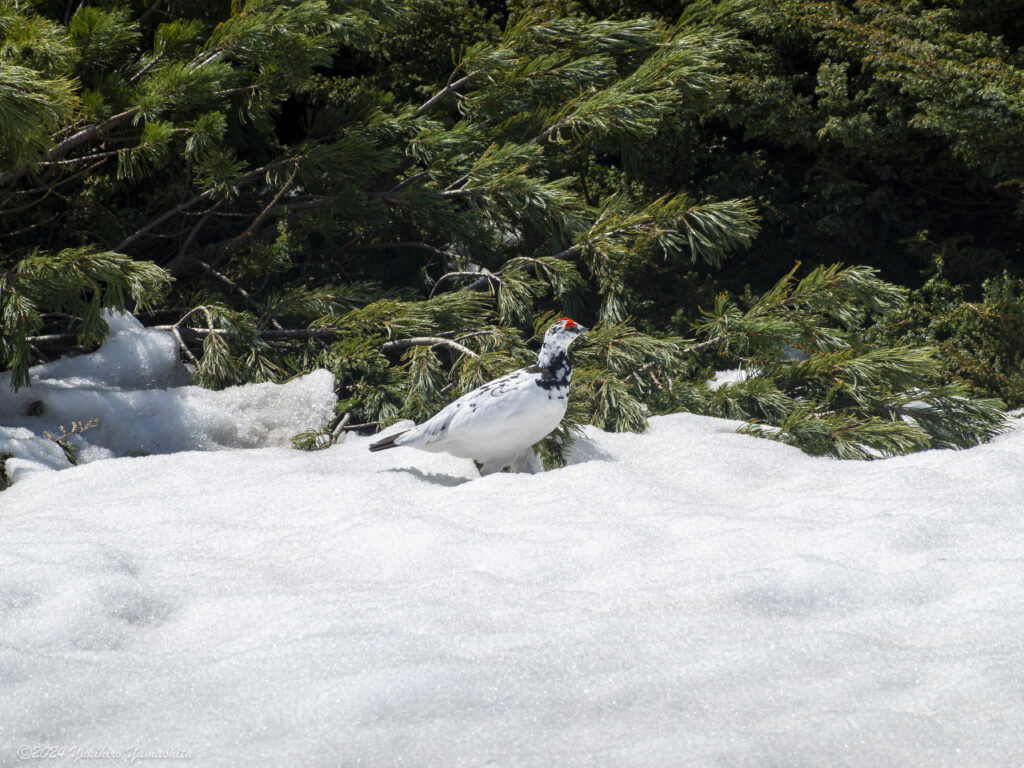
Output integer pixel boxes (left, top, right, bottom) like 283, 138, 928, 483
3, 313, 1024, 765
3, 410, 1024, 766
0, 312, 336, 481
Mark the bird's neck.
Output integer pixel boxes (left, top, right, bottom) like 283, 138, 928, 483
536, 345, 571, 385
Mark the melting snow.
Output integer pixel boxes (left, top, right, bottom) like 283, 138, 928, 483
0, 312, 335, 480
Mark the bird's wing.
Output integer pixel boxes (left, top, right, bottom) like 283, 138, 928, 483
401, 367, 538, 447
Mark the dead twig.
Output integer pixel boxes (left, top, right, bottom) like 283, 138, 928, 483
430, 271, 500, 298
327, 412, 352, 446
171, 325, 200, 367
115, 157, 293, 252
380, 336, 479, 359
0, 109, 139, 187
414, 72, 480, 117
221, 162, 300, 254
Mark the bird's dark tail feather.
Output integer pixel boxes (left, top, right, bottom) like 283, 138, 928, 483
369, 430, 409, 452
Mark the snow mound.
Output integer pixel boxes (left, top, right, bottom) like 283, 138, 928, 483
0, 311, 336, 482
706, 367, 751, 389
17, 311, 188, 390
2, 411, 1024, 766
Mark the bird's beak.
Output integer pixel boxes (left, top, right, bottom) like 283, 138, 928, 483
577, 324, 589, 334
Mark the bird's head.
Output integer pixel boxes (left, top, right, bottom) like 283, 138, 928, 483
544, 317, 588, 345
537, 317, 587, 369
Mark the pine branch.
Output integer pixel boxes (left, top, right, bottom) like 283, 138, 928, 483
0, 213, 60, 239
25, 329, 482, 357
414, 72, 481, 117
164, 200, 224, 273
0, 109, 139, 187
115, 157, 291, 251
430, 271, 500, 298
347, 241, 449, 258
221, 162, 299, 253
380, 337, 479, 359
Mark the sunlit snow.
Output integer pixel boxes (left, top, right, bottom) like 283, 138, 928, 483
0, 312, 335, 479
2, 315, 1024, 766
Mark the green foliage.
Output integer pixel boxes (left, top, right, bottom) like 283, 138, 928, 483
870, 267, 1024, 409
1, 249, 170, 389
617, 0, 1024, 295
680, 264, 1007, 459
0, 0, 1015, 472
0, 64, 79, 166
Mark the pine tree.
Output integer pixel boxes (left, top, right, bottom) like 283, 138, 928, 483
676, 264, 1007, 459
0, 0, 1009, 468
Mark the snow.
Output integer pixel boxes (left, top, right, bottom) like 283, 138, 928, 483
707, 367, 750, 390
0, 311, 336, 480
3, 318, 1024, 766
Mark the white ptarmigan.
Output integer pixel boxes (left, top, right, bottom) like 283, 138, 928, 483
369, 317, 588, 474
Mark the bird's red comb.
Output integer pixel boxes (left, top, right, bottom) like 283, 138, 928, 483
558, 317, 579, 329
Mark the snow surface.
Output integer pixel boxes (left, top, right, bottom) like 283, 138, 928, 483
3, 317, 1024, 767
0, 311, 335, 480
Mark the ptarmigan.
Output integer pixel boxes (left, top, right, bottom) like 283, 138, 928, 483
370, 317, 587, 474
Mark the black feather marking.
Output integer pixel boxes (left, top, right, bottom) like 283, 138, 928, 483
369, 430, 409, 452
528, 353, 571, 391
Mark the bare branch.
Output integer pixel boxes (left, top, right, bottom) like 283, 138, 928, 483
129, 53, 164, 84
116, 188, 216, 252
465, 270, 511, 291
414, 72, 481, 117
160, 326, 348, 342
430, 271, 500, 298
549, 244, 583, 260
444, 173, 471, 192
0, 109, 139, 187
530, 118, 572, 146
440, 187, 484, 199
212, 85, 261, 99
188, 49, 225, 69
327, 412, 352, 446
22, 332, 86, 346
170, 325, 200, 367
340, 420, 379, 431
221, 162, 300, 253
348, 241, 449, 258
681, 338, 719, 354
115, 157, 292, 252
0, 213, 59, 239
173, 305, 218, 333
195, 259, 256, 307
27, 325, 486, 359
38, 148, 123, 168
192, 258, 283, 331
380, 336, 479, 359
390, 171, 432, 193
163, 199, 224, 274
1, 160, 106, 213
454, 330, 499, 343
280, 196, 334, 213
